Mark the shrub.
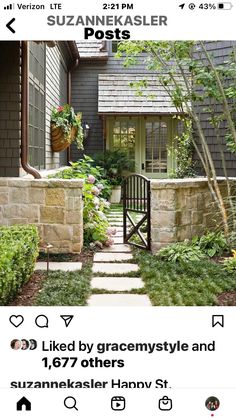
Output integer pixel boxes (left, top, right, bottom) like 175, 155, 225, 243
192, 231, 228, 257
157, 242, 205, 263
51, 155, 112, 200
93, 150, 135, 186
50, 156, 116, 248
0, 225, 39, 305
223, 250, 236, 272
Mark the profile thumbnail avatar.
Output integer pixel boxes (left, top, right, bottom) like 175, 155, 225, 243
205, 396, 220, 411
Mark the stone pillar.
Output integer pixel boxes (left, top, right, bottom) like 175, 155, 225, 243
150, 178, 234, 253
0, 178, 84, 253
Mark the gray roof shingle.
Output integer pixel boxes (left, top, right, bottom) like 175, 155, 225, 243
98, 74, 184, 114
76, 41, 108, 59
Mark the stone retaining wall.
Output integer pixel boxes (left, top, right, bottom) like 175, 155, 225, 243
0, 178, 83, 253
151, 178, 235, 253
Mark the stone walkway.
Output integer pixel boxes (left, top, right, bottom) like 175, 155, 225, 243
88, 207, 152, 306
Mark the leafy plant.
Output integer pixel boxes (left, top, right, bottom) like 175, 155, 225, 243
134, 249, 236, 306
0, 225, 39, 305
93, 150, 135, 186
51, 155, 112, 200
157, 242, 205, 263
51, 104, 84, 149
192, 231, 228, 257
34, 264, 92, 306
50, 156, 116, 248
169, 116, 196, 178
223, 250, 236, 272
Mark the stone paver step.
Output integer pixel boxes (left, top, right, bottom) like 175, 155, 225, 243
113, 236, 124, 244
88, 294, 151, 306
92, 263, 139, 275
35, 262, 82, 272
102, 244, 131, 253
109, 222, 124, 227
114, 231, 123, 237
94, 252, 133, 262
91, 277, 144, 291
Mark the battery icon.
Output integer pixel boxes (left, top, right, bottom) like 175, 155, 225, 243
218, 2, 233, 9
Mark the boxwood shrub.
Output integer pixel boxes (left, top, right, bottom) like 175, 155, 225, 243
0, 225, 39, 305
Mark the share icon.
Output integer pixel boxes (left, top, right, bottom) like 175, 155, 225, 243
60, 315, 74, 327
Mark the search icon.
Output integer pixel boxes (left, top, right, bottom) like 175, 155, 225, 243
64, 396, 78, 411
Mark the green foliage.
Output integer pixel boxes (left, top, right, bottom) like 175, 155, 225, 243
50, 155, 115, 248
93, 150, 135, 186
192, 231, 228, 257
157, 242, 205, 263
0, 225, 39, 305
134, 249, 236, 306
34, 264, 91, 306
223, 252, 236, 272
226, 128, 236, 153
51, 104, 84, 149
169, 116, 196, 178
51, 155, 112, 200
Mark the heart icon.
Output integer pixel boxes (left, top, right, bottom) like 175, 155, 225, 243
9, 315, 24, 328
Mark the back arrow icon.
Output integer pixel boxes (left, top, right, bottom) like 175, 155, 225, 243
6, 18, 16, 33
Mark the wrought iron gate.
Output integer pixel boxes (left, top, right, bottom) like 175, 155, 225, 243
123, 174, 151, 250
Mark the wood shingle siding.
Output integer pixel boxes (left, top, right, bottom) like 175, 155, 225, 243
71, 42, 165, 159
98, 74, 183, 114
194, 41, 236, 176
45, 43, 69, 169
0, 42, 21, 176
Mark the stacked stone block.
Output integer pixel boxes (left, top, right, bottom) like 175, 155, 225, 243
151, 178, 235, 253
0, 178, 83, 253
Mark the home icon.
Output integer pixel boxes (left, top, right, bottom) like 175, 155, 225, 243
16, 397, 31, 411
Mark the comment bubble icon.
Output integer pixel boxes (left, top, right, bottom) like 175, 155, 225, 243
35, 315, 49, 328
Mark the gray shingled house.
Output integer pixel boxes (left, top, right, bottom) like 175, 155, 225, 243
72, 41, 236, 178
0, 40, 235, 179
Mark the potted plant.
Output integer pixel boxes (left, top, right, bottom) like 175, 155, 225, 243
94, 150, 135, 203
51, 104, 84, 152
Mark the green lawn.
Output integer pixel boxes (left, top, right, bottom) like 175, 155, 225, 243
134, 250, 236, 306
34, 264, 92, 306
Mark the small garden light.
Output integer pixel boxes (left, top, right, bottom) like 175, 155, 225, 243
45, 243, 53, 276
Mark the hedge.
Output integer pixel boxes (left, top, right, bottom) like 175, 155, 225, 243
0, 225, 39, 305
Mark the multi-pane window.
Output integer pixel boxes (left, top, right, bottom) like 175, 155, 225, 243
28, 42, 45, 169
112, 120, 136, 161
145, 121, 168, 173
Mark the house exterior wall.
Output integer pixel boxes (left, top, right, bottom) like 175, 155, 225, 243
71, 42, 152, 160
194, 41, 236, 176
45, 43, 69, 170
72, 41, 236, 177
0, 42, 21, 177
0, 41, 70, 178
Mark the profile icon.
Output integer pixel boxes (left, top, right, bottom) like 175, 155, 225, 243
21, 339, 29, 350
11, 339, 21, 350
29, 339, 37, 350
205, 396, 220, 411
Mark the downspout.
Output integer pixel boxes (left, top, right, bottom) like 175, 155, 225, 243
67, 57, 79, 163
21, 41, 41, 178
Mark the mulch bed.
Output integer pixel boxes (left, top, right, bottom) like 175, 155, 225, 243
217, 292, 236, 306
8, 271, 46, 306
9, 250, 94, 306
